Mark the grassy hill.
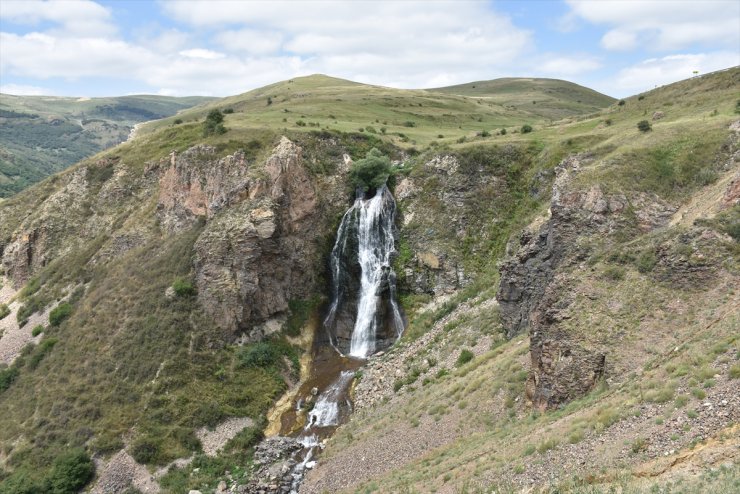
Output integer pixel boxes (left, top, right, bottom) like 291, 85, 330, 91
134, 74, 612, 153
0, 69, 737, 493
430, 76, 616, 119
0, 94, 214, 197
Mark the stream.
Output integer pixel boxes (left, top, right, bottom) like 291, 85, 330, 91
273, 186, 405, 492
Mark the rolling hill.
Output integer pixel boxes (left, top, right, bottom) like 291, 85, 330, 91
0, 94, 214, 197
0, 68, 737, 493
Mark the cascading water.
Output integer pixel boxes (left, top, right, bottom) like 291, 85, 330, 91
281, 184, 405, 493
324, 185, 405, 358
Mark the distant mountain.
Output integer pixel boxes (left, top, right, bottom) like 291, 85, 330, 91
0, 94, 215, 197
429, 77, 615, 119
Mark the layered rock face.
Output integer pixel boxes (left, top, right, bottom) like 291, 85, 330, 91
497, 156, 676, 409
159, 137, 329, 340
1, 135, 342, 343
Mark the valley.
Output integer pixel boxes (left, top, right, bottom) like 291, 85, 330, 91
0, 68, 737, 494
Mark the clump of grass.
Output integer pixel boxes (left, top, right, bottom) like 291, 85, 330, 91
31, 325, 44, 337
631, 437, 648, 453
456, 349, 474, 367
172, 277, 196, 297
0, 303, 10, 320
49, 303, 72, 327
729, 364, 740, 379
536, 438, 559, 454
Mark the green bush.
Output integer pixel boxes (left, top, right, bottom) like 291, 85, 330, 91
0, 367, 19, 392
172, 278, 196, 297
46, 449, 94, 494
31, 325, 44, 337
223, 108, 235, 114
130, 438, 160, 464
500, 128, 507, 135
455, 349, 474, 367
403, 121, 416, 127
603, 265, 625, 281
637, 120, 652, 132
478, 130, 491, 137
520, 124, 533, 134
349, 148, 393, 192
0, 303, 9, 320
173, 118, 183, 125
49, 303, 72, 327
636, 250, 658, 273
618, 100, 626, 106
203, 109, 226, 136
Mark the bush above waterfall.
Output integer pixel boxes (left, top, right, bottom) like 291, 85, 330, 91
349, 148, 394, 192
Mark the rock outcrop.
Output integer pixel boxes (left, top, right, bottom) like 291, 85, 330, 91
192, 138, 327, 339
497, 155, 677, 409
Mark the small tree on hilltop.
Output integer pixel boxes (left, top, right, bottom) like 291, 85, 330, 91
350, 148, 393, 192
203, 109, 227, 136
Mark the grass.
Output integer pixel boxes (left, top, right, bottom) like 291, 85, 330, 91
1, 67, 739, 493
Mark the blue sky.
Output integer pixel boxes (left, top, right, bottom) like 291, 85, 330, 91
1, 0, 738, 98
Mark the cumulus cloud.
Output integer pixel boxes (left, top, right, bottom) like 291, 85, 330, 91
0, 83, 53, 95
566, 0, 740, 51
535, 55, 602, 76
0, 0, 114, 36
614, 52, 740, 92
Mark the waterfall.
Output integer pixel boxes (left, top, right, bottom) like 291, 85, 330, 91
324, 185, 405, 358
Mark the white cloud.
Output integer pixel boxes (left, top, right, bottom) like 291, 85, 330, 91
214, 29, 283, 55
614, 52, 740, 92
0, 0, 114, 36
567, 0, 740, 51
0, 83, 53, 95
179, 49, 226, 60
600, 30, 637, 51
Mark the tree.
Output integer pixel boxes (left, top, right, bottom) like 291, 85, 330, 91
637, 120, 652, 132
521, 124, 533, 134
349, 148, 393, 192
618, 100, 626, 106
203, 109, 227, 136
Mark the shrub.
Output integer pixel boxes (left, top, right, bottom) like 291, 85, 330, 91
173, 118, 183, 125
631, 437, 648, 454
49, 303, 72, 327
267, 96, 273, 106
730, 365, 740, 379
735, 100, 740, 114
500, 128, 506, 135
349, 148, 393, 192
520, 124, 533, 133
31, 325, 44, 337
130, 438, 160, 464
365, 126, 377, 134
603, 265, 625, 281
223, 108, 234, 114
637, 120, 652, 132
618, 100, 626, 106
536, 438, 559, 453
172, 278, 196, 297
203, 109, 227, 136
478, 130, 491, 137
636, 250, 657, 273
455, 349, 474, 367
638, 95, 645, 101
0, 367, 19, 392
403, 121, 416, 127
46, 449, 95, 494
0, 303, 9, 320
604, 119, 613, 126
295, 120, 306, 127
239, 342, 279, 368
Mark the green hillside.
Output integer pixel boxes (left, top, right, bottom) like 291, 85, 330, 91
135, 74, 613, 152
0, 94, 214, 197
430, 77, 616, 119
0, 69, 737, 493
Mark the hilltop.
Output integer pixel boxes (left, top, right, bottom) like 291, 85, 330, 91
0, 94, 214, 197
0, 68, 737, 493
430, 76, 616, 119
